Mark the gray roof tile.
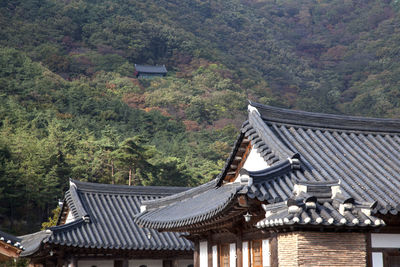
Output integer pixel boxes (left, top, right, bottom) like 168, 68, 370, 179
135, 183, 242, 230
135, 102, 400, 230
20, 180, 193, 256
135, 64, 167, 74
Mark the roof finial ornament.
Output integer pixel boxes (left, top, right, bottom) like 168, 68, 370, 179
247, 104, 260, 116
69, 179, 77, 189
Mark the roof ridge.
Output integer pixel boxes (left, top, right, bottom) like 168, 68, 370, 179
249, 101, 400, 133
246, 159, 299, 182
142, 179, 218, 210
70, 179, 189, 195
66, 180, 89, 221
248, 106, 299, 160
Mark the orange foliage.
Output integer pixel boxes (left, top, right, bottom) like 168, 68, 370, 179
106, 82, 116, 90
143, 107, 172, 117
56, 113, 73, 119
183, 120, 200, 131
323, 45, 347, 61
122, 93, 146, 108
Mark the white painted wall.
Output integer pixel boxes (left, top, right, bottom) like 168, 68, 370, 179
372, 252, 383, 267
371, 233, 400, 248
242, 147, 270, 172
178, 259, 193, 267
212, 245, 218, 267
242, 241, 249, 267
65, 211, 75, 224
200, 241, 208, 267
262, 239, 270, 267
78, 260, 113, 267
229, 243, 236, 267
129, 259, 163, 267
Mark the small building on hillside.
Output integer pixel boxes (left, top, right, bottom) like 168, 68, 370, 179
0, 230, 23, 262
134, 64, 167, 78
20, 180, 193, 267
135, 102, 400, 267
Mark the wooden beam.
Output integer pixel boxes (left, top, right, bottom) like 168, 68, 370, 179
0, 243, 20, 259
238, 147, 246, 153
242, 139, 250, 145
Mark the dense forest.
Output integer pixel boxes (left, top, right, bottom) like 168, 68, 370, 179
1, 0, 400, 234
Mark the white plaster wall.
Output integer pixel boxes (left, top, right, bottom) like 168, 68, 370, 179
262, 239, 270, 267
229, 243, 236, 267
65, 211, 75, 224
200, 241, 208, 267
371, 233, 400, 248
242, 241, 249, 267
78, 260, 113, 267
372, 252, 383, 267
178, 259, 193, 267
212, 245, 218, 267
242, 147, 269, 172
129, 259, 163, 267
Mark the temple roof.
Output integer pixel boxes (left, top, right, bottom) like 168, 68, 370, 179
0, 230, 23, 250
135, 64, 167, 74
135, 102, 400, 231
20, 180, 193, 256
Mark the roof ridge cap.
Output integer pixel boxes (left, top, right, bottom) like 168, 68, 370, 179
67, 180, 89, 221
249, 101, 400, 133
142, 179, 217, 210
70, 179, 189, 194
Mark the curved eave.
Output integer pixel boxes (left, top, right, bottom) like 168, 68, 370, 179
135, 184, 244, 231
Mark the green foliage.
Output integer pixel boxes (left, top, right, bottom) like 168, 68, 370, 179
41, 206, 61, 230
2, 0, 400, 236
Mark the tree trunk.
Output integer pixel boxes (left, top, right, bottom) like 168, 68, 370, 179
111, 160, 114, 184
128, 168, 132, 186
132, 167, 136, 185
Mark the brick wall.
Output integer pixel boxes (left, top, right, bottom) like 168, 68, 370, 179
277, 232, 367, 267
277, 233, 298, 267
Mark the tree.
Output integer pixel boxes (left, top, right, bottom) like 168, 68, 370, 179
113, 137, 154, 186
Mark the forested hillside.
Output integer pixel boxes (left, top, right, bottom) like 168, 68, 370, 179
1, 0, 400, 234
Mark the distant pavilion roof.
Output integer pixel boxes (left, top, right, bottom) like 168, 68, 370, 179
20, 180, 193, 257
135, 102, 400, 232
135, 64, 167, 74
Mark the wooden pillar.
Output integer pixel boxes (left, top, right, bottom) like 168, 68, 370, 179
194, 240, 200, 267
366, 233, 372, 267
208, 237, 213, 267
236, 233, 243, 267
270, 234, 278, 267
123, 259, 129, 267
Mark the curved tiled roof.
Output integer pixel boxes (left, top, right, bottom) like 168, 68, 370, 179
255, 181, 383, 229
20, 180, 193, 256
0, 230, 23, 250
249, 105, 400, 214
135, 182, 243, 230
19, 231, 50, 257
135, 102, 400, 231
